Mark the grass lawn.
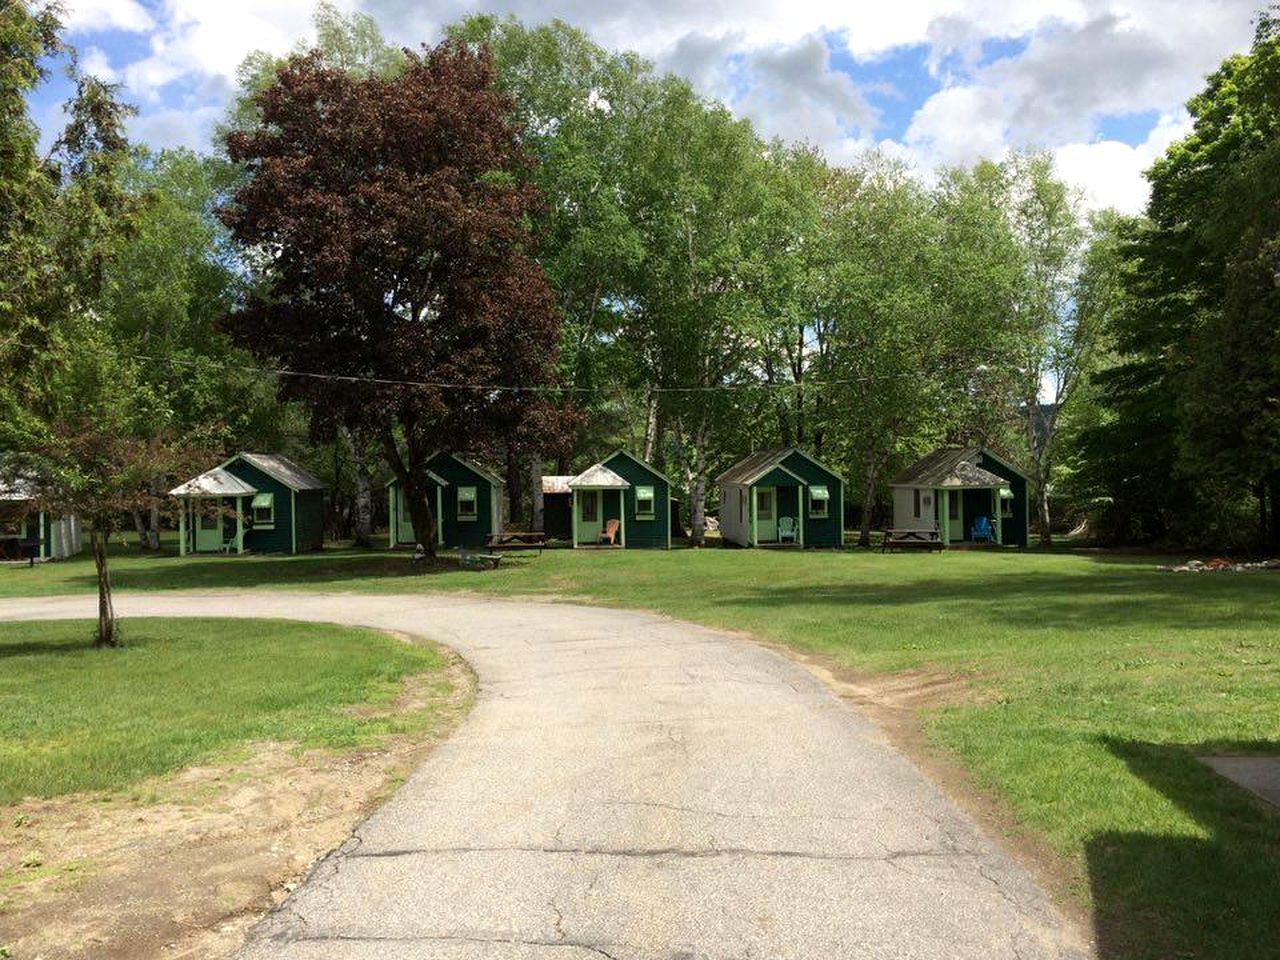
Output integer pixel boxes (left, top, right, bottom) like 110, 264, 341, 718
4, 541, 1280, 957
0, 617, 453, 803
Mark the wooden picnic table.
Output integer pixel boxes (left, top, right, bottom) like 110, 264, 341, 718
882, 528, 945, 552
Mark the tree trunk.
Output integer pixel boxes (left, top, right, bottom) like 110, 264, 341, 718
530, 460, 545, 532
147, 500, 160, 551
381, 431, 438, 558
340, 427, 371, 547
643, 390, 659, 463
131, 509, 147, 550
505, 446, 524, 528
403, 478, 438, 558
688, 421, 709, 547
857, 462, 880, 548
91, 528, 118, 647
1035, 463, 1053, 547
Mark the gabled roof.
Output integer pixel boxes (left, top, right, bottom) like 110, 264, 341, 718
604, 449, 673, 485
717, 447, 842, 487
171, 467, 258, 497
891, 447, 1016, 488
541, 475, 574, 495
232, 453, 326, 491
384, 469, 448, 488
568, 463, 630, 488
426, 451, 506, 487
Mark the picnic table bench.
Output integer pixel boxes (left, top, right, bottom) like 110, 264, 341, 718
0, 536, 40, 565
485, 531, 547, 555
882, 528, 945, 552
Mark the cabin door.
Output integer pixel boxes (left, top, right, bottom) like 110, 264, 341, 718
578, 490, 601, 541
755, 487, 777, 543
195, 498, 224, 552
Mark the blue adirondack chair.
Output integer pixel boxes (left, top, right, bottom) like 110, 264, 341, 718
778, 516, 798, 543
971, 515, 995, 543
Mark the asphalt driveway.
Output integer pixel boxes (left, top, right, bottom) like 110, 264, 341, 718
0, 592, 1090, 959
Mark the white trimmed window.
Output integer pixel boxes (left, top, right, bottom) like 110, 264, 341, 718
913, 488, 921, 518
635, 485, 655, 519
457, 486, 478, 520
1001, 488, 1015, 519
809, 484, 829, 519
251, 492, 275, 527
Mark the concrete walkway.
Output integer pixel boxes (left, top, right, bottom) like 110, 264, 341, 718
0, 592, 1090, 959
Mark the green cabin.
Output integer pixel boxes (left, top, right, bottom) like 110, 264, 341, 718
171, 453, 326, 556
560, 450, 672, 548
889, 446, 1029, 547
0, 477, 82, 561
717, 448, 845, 548
387, 452, 505, 550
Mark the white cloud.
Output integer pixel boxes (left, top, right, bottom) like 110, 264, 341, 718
1054, 112, 1193, 213
61, 0, 1258, 214
63, 0, 154, 33
80, 45, 118, 83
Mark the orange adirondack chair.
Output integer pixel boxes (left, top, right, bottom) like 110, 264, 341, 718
598, 518, 620, 545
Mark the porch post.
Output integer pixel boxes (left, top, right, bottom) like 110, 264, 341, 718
571, 490, 578, 548
179, 500, 187, 557
940, 489, 951, 545
236, 497, 245, 554
750, 486, 757, 547
993, 488, 1003, 545
799, 490, 805, 548
619, 489, 626, 548
38, 512, 46, 559
437, 484, 444, 546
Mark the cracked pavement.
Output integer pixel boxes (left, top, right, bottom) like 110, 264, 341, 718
0, 591, 1091, 959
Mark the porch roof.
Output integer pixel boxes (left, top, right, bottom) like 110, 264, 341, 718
541, 475, 575, 495
170, 468, 258, 498
567, 464, 630, 489
891, 447, 1005, 489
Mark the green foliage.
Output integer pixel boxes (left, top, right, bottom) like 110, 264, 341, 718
1082, 10, 1280, 548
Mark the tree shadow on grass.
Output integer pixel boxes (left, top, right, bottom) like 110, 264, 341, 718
1087, 738, 1280, 960
63, 550, 542, 594
721, 567, 1280, 633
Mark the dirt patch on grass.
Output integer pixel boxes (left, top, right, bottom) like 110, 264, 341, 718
764, 643, 1094, 946
0, 640, 474, 960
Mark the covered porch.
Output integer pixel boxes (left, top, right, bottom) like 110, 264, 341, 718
935, 481, 1012, 546
170, 468, 257, 556
568, 464, 628, 547
748, 467, 808, 547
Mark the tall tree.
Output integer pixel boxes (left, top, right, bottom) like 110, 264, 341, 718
620, 77, 771, 543
1084, 8, 1280, 548
221, 40, 565, 556
996, 150, 1089, 545
0, 2, 203, 645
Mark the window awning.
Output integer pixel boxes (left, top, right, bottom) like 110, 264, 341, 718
252, 492, 273, 508
810, 484, 829, 500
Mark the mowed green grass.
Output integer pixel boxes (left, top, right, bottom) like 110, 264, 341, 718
0, 617, 452, 804
3, 542, 1280, 957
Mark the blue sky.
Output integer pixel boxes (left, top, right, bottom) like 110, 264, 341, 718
42, 1, 1261, 212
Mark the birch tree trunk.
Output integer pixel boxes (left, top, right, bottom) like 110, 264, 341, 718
530, 460, 545, 532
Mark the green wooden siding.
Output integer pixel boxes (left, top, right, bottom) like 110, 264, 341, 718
392, 453, 500, 549
225, 459, 295, 554
601, 452, 670, 548
977, 451, 1029, 547
779, 451, 843, 547
294, 489, 325, 552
